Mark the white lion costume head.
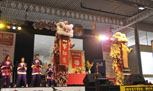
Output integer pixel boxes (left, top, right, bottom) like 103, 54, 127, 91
56, 21, 74, 37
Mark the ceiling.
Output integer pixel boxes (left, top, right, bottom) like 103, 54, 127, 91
15, 0, 141, 18
0, 0, 153, 27
142, 15, 153, 24
16, 0, 153, 22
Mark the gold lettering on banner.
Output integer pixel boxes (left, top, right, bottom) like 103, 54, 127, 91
62, 51, 67, 55
124, 87, 153, 91
63, 40, 68, 42
63, 44, 67, 50
74, 60, 80, 66
63, 57, 66, 63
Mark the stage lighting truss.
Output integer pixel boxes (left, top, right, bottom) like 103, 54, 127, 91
0, 23, 5, 29
0, 23, 22, 31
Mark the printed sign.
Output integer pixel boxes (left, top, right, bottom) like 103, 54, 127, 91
71, 50, 83, 68
94, 59, 106, 76
120, 85, 153, 91
0, 32, 16, 63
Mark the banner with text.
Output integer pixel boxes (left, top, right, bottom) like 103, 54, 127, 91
0, 32, 16, 63
120, 85, 153, 91
71, 50, 84, 68
59, 38, 70, 66
69, 50, 85, 73
94, 59, 106, 76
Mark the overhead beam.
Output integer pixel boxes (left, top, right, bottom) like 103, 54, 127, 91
114, 9, 153, 32
115, 0, 153, 32
114, 10, 153, 31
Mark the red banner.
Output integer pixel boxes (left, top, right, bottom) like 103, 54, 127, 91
59, 38, 70, 66
71, 50, 83, 68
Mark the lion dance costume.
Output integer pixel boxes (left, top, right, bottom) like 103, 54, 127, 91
110, 32, 132, 85
53, 21, 74, 86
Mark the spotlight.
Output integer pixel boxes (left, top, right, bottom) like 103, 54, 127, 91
17, 26, 22, 30
98, 35, 103, 40
12, 26, 16, 30
138, 6, 145, 10
105, 36, 110, 40
0, 23, 5, 29
7, 25, 11, 29
101, 35, 107, 41
97, 35, 110, 41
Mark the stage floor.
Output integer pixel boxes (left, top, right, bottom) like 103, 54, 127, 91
1, 86, 85, 91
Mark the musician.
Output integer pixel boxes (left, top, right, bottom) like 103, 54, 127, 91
31, 54, 42, 87
46, 64, 54, 87
16, 57, 27, 87
1, 55, 13, 88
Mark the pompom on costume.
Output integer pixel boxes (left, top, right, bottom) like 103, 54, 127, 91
110, 32, 132, 85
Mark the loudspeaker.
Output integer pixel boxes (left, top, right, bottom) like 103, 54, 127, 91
83, 73, 102, 86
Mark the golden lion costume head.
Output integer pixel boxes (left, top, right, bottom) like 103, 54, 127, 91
111, 32, 128, 43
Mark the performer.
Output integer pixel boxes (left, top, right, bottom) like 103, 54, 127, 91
110, 32, 132, 85
1, 55, 13, 88
53, 21, 73, 86
46, 64, 54, 87
16, 57, 27, 87
31, 54, 42, 87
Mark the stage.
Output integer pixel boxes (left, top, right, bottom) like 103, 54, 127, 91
1, 85, 153, 91
1, 87, 85, 91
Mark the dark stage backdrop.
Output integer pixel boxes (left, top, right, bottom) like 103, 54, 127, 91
0, 22, 103, 84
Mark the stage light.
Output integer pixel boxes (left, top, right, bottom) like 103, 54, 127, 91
0, 23, 5, 29
101, 35, 107, 41
105, 36, 110, 40
6, 25, 11, 29
12, 26, 16, 30
17, 26, 22, 30
98, 35, 103, 40
97, 35, 110, 41
138, 6, 145, 10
